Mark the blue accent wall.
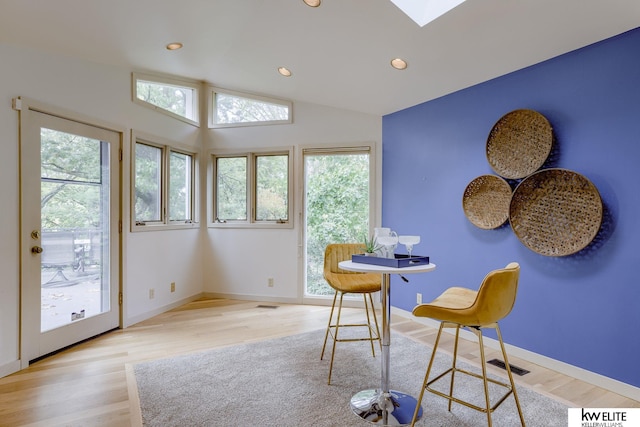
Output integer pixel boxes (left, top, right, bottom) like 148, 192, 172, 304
382, 27, 640, 387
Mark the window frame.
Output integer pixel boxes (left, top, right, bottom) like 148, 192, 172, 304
208, 86, 293, 129
168, 148, 197, 223
131, 131, 199, 232
209, 147, 294, 229
132, 72, 201, 127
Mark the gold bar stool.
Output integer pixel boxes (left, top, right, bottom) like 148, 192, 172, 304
320, 243, 382, 385
410, 262, 526, 427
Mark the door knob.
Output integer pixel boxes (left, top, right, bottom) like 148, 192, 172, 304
31, 246, 43, 254
31, 230, 41, 239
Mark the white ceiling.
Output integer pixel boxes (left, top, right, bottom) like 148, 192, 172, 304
1, 0, 639, 116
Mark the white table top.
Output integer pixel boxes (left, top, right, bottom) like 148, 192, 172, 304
339, 260, 436, 274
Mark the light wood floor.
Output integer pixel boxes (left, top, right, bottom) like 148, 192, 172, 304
1, 298, 638, 426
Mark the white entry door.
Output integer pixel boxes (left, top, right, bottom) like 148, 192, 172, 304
19, 101, 121, 364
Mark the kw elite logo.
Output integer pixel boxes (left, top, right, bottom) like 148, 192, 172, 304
568, 408, 640, 427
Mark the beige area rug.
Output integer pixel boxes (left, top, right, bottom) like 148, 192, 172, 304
128, 329, 569, 426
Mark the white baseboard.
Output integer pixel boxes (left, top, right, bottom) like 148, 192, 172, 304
203, 292, 301, 305
203, 291, 374, 309
123, 293, 204, 328
391, 306, 640, 402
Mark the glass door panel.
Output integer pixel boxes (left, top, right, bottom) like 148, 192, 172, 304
303, 151, 371, 296
40, 128, 110, 332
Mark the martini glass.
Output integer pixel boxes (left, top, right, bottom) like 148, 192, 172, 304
398, 235, 420, 258
376, 231, 398, 258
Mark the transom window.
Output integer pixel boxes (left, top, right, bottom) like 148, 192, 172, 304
209, 87, 292, 128
211, 148, 293, 228
132, 133, 198, 230
133, 73, 200, 126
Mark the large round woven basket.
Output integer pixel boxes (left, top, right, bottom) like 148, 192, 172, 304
509, 168, 603, 256
486, 109, 553, 179
463, 174, 512, 230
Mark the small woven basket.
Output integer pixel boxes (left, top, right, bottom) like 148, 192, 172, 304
463, 175, 512, 230
509, 168, 603, 256
486, 109, 553, 179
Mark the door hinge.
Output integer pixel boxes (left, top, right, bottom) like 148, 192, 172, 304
119, 292, 123, 305
119, 220, 122, 233
119, 149, 123, 161
12, 97, 22, 111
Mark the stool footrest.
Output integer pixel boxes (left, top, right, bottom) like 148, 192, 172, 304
426, 367, 514, 414
327, 324, 380, 343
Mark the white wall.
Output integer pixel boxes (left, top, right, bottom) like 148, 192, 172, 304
0, 43, 382, 375
203, 102, 382, 302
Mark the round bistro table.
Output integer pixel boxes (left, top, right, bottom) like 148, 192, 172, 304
338, 260, 436, 426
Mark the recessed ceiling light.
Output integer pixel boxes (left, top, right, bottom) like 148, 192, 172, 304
390, 58, 408, 70
278, 67, 292, 77
303, 0, 321, 7
166, 42, 183, 51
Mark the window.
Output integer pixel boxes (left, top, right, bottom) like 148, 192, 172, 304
302, 147, 373, 297
211, 148, 293, 228
209, 87, 292, 128
215, 156, 247, 221
255, 154, 289, 221
133, 73, 200, 126
132, 133, 198, 230
134, 142, 162, 223
169, 150, 194, 222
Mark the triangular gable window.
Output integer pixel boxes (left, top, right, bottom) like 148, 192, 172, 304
133, 73, 200, 126
209, 87, 292, 128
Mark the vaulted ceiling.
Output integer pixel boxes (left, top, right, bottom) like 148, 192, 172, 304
1, 0, 639, 115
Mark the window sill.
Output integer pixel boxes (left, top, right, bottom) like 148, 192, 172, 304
208, 221, 293, 230
131, 221, 200, 232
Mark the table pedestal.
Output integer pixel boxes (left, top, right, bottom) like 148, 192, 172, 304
350, 272, 423, 426
351, 389, 423, 426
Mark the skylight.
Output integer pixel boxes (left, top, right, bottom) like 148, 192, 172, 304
389, 0, 467, 27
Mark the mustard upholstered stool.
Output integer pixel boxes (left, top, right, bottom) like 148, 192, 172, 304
410, 262, 525, 427
320, 243, 382, 385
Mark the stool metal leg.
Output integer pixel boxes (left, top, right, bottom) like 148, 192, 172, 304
321, 291, 381, 386
411, 322, 445, 427
363, 294, 376, 356
474, 327, 493, 426
496, 324, 526, 426
327, 292, 346, 385
320, 291, 339, 361
448, 325, 461, 412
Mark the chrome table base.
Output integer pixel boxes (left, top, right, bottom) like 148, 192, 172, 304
351, 389, 422, 426
338, 261, 435, 427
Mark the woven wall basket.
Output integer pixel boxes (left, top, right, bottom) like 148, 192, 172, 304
486, 109, 553, 179
509, 168, 603, 256
463, 174, 512, 230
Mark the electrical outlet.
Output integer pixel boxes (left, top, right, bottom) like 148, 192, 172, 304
268, 278, 274, 287
170, 282, 176, 292
416, 293, 422, 304
149, 288, 155, 299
